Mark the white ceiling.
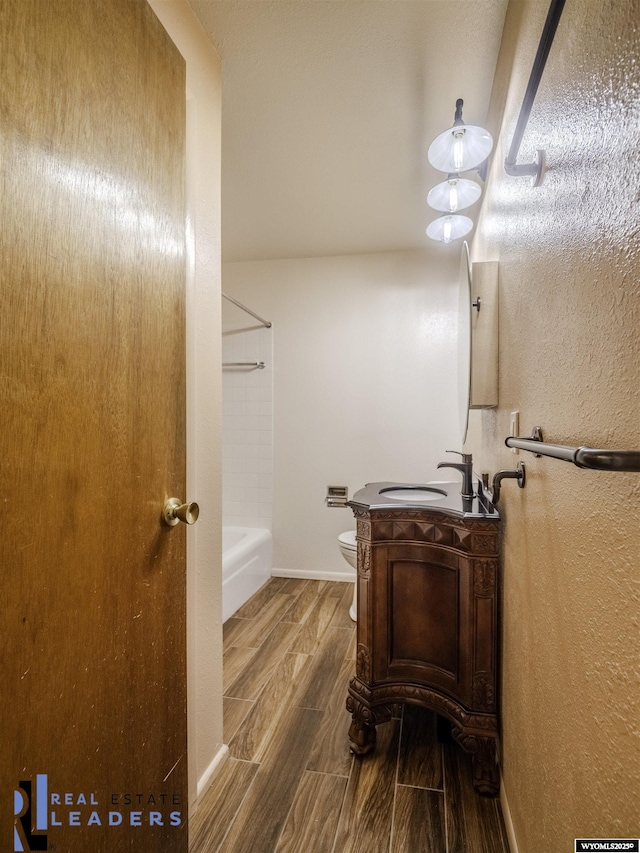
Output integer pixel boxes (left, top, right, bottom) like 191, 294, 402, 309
188, 0, 509, 262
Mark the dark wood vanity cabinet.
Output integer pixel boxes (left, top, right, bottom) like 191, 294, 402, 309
346, 504, 501, 796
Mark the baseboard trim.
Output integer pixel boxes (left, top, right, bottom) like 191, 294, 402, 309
500, 773, 519, 853
271, 567, 355, 583
196, 744, 229, 805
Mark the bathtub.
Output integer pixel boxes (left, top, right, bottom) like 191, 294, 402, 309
222, 526, 273, 622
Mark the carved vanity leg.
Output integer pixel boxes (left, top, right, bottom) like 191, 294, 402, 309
451, 729, 499, 797
346, 694, 376, 754
346, 694, 392, 756
470, 735, 499, 796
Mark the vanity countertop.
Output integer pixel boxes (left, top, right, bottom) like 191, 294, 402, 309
348, 480, 498, 519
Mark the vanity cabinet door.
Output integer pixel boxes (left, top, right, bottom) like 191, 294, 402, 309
370, 543, 473, 707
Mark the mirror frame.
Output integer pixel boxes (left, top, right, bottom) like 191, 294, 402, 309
457, 240, 472, 444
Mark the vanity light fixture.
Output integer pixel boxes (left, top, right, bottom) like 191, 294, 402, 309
427, 176, 482, 213
428, 99, 493, 173
426, 214, 473, 244
425, 99, 492, 243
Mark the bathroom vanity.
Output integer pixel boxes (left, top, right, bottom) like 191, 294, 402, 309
346, 481, 501, 796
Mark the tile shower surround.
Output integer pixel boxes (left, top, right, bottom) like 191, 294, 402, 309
222, 324, 273, 530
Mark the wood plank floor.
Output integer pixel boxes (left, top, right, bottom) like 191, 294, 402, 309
190, 578, 510, 853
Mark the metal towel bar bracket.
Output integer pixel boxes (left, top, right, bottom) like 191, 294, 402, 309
505, 428, 640, 472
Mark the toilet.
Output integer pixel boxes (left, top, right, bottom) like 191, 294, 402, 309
338, 530, 358, 622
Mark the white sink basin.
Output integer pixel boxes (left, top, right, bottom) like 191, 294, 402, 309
379, 486, 447, 502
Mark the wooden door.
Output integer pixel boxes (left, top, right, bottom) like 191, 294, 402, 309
0, 2, 188, 850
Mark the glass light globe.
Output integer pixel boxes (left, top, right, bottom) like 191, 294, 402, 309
428, 125, 493, 173
426, 214, 473, 243
427, 177, 482, 213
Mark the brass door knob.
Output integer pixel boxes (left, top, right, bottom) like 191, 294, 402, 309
163, 498, 200, 527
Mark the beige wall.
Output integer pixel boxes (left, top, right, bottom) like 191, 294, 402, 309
149, 0, 225, 808
467, 1, 640, 850
223, 249, 461, 578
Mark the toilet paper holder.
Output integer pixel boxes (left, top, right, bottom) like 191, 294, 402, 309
326, 486, 349, 507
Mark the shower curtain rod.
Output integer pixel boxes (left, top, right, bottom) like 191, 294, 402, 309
222, 291, 272, 328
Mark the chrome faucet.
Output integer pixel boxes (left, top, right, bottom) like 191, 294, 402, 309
437, 451, 474, 499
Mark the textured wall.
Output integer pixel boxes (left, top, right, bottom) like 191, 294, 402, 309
467, 1, 640, 850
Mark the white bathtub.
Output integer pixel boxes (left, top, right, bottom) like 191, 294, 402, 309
222, 526, 273, 622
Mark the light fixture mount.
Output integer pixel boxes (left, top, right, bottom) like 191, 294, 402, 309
453, 98, 464, 126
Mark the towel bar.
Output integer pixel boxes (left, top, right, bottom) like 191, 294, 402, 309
505, 429, 640, 472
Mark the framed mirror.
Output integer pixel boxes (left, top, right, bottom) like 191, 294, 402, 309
457, 240, 472, 444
